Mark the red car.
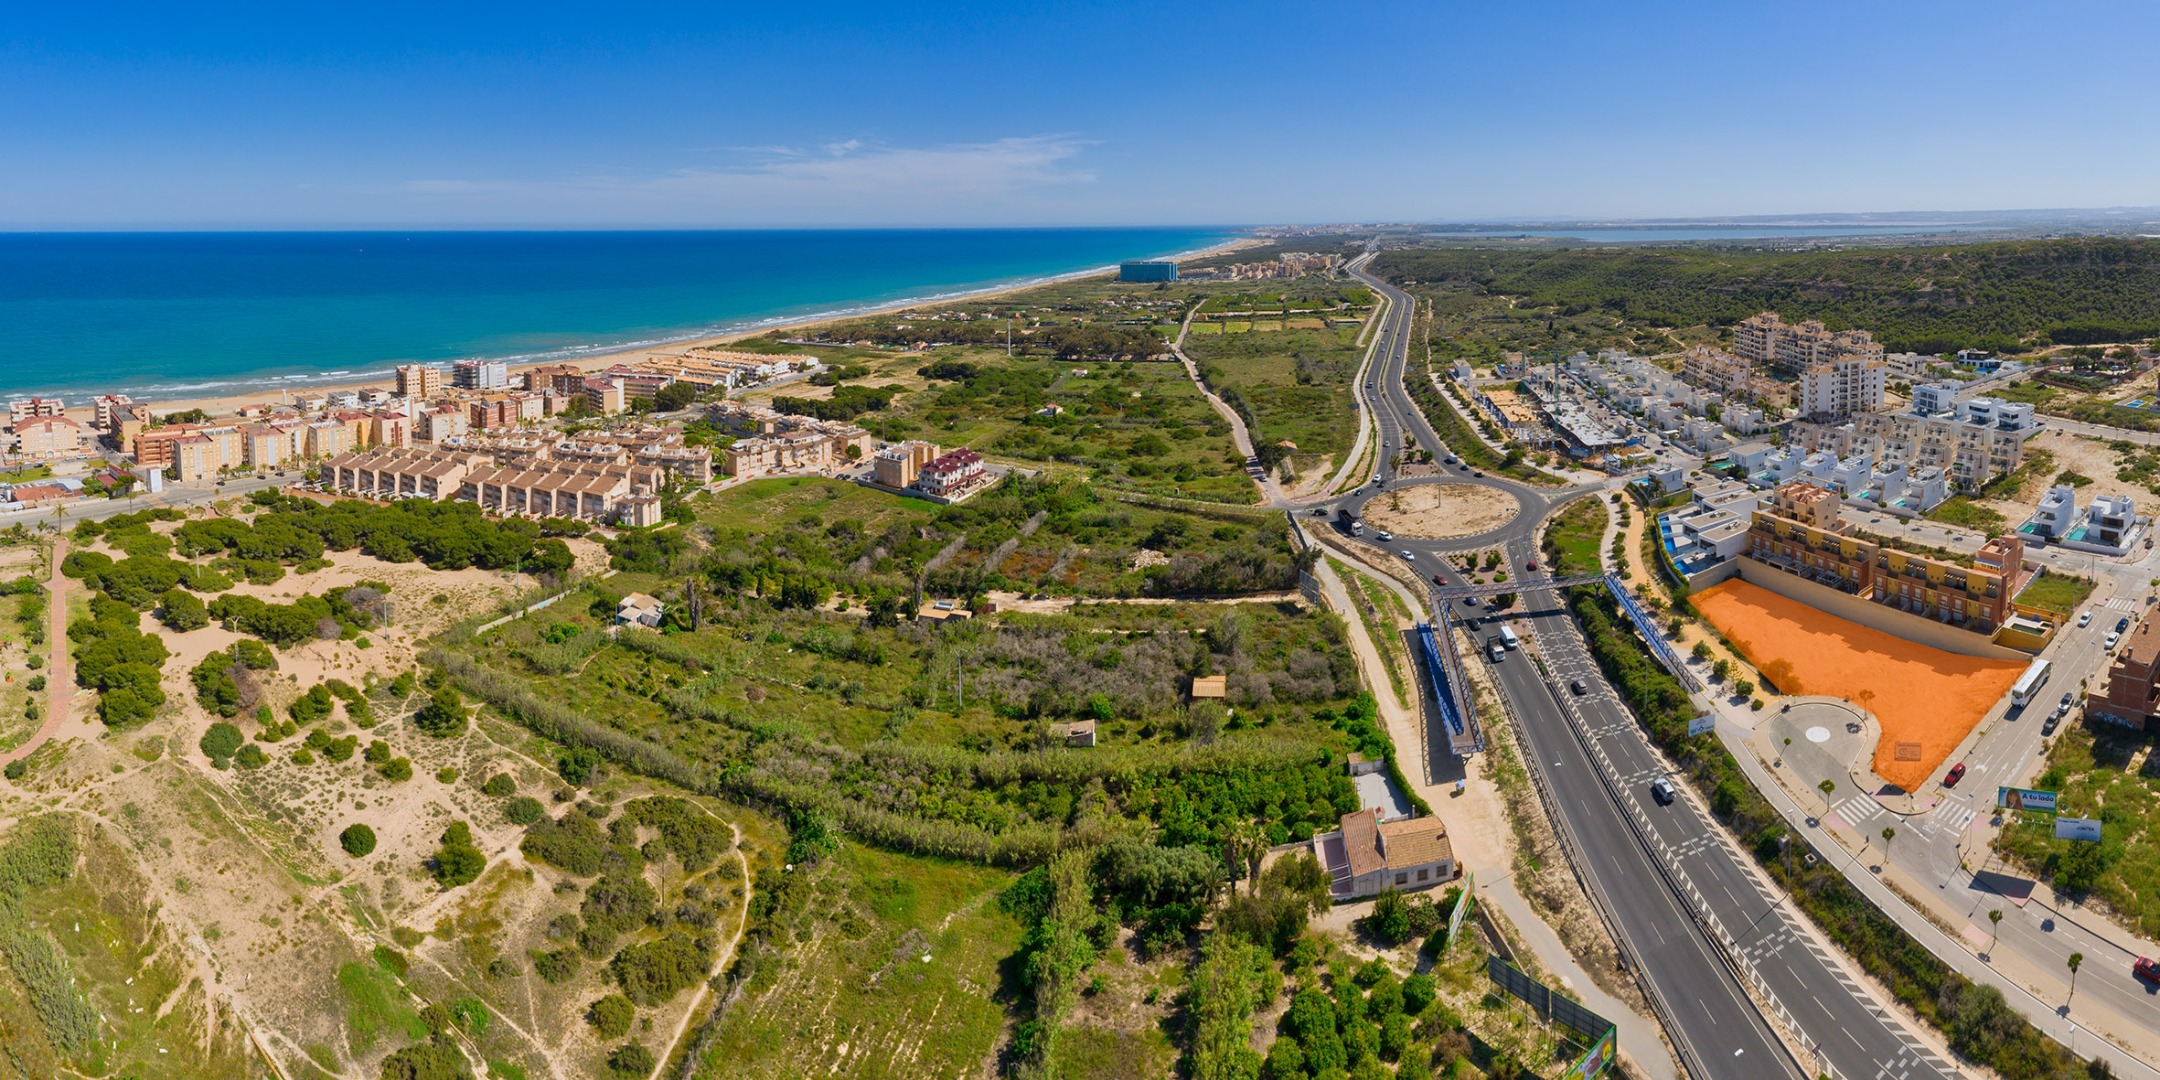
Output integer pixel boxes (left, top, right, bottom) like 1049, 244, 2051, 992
1943, 763, 1967, 787
2136, 957, 2160, 983
1526, 559, 1540, 571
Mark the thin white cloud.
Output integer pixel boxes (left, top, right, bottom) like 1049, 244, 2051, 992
392, 136, 1095, 219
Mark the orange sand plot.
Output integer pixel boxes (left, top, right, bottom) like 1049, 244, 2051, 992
1692, 579, 2025, 792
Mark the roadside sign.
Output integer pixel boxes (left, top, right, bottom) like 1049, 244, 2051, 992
1998, 787, 2058, 814
1444, 871, 1474, 952
1686, 714, 1716, 737
2055, 816, 2102, 843
1563, 1026, 1618, 1079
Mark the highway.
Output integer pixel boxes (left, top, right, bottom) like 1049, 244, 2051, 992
1333, 256, 1959, 1079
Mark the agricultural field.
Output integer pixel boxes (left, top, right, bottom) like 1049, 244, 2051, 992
1183, 283, 1376, 481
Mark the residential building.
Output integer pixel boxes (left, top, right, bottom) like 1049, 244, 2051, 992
1796, 411, 2025, 492
323, 446, 664, 525
1886, 352, 1943, 380
326, 390, 360, 410
1796, 354, 1888, 420
871, 440, 940, 489
7, 398, 64, 425
415, 407, 469, 443
1678, 346, 1789, 408
243, 425, 293, 469
524, 363, 586, 394
2027, 487, 2080, 540
370, 411, 410, 449
584, 379, 628, 416
616, 593, 665, 628
1960, 397, 2037, 434
918, 448, 988, 499
2090, 618, 2160, 731
1746, 481, 2026, 632
12, 415, 90, 459
396, 364, 445, 398
1314, 808, 1455, 899
1733, 312, 1884, 375
2087, 494, 2139, 549
305, 421, 354, 459
1910, 382, 1961, 417
451, 359, 510, 391
91, 394, 135, 431
1117, 260, 1178, 283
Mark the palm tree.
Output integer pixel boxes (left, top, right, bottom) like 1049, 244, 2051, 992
2067, 951, 2084, 1006
1988, 909, 2003, 957
1881, 826, 1896, 866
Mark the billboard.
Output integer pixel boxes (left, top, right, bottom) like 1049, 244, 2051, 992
1687, 714, 1716, 737
1998, 787, 2058, 814
2055, 816, 2102, 843
1563, 1026, 1618, 1080
1444, 871, 1475, 952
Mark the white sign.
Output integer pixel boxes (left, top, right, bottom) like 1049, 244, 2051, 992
2055, 816, 2102, 843
1687, 715, 1716, 737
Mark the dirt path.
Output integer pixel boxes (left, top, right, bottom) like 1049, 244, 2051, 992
648, 816, 750, 1080
2, 537, 69, 767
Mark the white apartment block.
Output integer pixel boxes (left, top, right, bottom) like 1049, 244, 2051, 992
1733, 312, 1884, 375
1796, 355, 1888, 420
451, 359, 510, 391
1798, 411, 2025, 492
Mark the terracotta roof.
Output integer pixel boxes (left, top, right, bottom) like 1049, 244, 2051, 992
1190, 674, 1227, 699
1340, 808, 1385, 879
1378, 816, 1453, 870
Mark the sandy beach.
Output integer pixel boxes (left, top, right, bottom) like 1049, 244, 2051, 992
116, 237, 1261, 424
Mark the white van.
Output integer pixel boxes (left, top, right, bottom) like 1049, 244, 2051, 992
1498, 625, 1520, 650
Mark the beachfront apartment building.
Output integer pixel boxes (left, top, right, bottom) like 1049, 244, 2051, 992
523, 363, 585, 394
584, 379, 628, 416
1733, 312, 1884, 375
11, 415, 91, 460
451, 359, 510, 391
7, 398, 64, 426
321, 446, 664, 526
396, 364, 444, 399
1796, 353, 1888, 420
91, 394, 134, 431
1746, 480, 2026, 633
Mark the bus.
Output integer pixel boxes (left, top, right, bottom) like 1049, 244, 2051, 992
2010, 659, 2051, 708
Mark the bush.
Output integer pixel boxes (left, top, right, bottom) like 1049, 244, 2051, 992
605, 1043, 656, 1080
586, 993, 635, 1039
607, 930, 712, 1005
504, 796, 546, 826
532, 947, 579, 984
413, 687, 469, 738
156, 588, 209, 632
379, 757, 414, 782
482, 773, 516, 797
198, 721, 245, 768
234, 744, 268, 770
431, 821, 486, 888
340, 823, 377, 857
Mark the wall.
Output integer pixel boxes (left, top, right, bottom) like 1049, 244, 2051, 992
1734, 558, 2024, 661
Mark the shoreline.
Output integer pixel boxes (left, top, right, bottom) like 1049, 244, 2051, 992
48, 236, 1262, 423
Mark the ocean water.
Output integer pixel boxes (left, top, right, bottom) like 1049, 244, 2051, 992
0, 228, 1231, 402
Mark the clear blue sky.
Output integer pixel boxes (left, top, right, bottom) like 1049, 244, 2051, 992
5, 0, 2156, 228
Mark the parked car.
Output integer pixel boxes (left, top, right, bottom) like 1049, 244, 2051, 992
2118, 616, 2132, 633
2135, 957, 2160, 984
2059, 691, 2075, 711
2042, 712, 2061, 736
1649, 778, 1677, 805
2078, 610, 2093, 628
1943, 762, 1967, 787
2107, 631, 2122, 650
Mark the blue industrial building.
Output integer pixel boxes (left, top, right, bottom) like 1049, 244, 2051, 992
1118, 260, 1178, 283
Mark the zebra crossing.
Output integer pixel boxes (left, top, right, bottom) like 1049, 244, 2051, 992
2102, 595, 2139, 612
1928, 799, 1979, 833
1830, 794, 1882, 826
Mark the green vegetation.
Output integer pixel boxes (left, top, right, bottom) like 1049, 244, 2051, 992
2015, 572, 2096, 618
1925, 497, 2009, 534
1183, 283, 1374, 474
198, 721, 244, 768
1375, 238, 2160, 355
69, 594, 168, 728
1999, 722, 2160, 936
430, 822, 486, 888
340, 823, 377, 858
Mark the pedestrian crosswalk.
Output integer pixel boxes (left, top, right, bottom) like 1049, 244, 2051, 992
1831, 795, 1881, 825
1929, 800, 1979, 833
2103, 596, 2140, 612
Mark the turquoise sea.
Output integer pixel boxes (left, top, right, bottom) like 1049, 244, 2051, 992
0, 228, 1231, 401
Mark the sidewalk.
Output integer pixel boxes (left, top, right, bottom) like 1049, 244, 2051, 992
1310, 550, 1678, 1080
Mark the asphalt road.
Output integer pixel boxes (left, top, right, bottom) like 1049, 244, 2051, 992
1332, 258, 1958, 1079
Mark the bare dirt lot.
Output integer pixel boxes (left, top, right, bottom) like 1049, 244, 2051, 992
1360, 483, 1519, 539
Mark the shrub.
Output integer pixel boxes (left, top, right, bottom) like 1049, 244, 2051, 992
605, 1043, 656, 1080
531, 947, 579, 984
504, 796, 546, 826
233, 744, 268, 770
431, 821, 486, 888
379, 757, 413, 782
607, 930, 712, 1005
198, 721, 244, 768
156, 588, 209, 632
482, 773, 516, 797
340, 823, 377, 857
586, 993, 635, 1038
413, 687, 469, 738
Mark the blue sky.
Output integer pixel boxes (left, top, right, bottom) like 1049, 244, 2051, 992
4, 0, 2156, 227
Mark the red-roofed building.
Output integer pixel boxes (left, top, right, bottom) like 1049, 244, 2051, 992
918, 448, 987, 499
13, 414, 90, 459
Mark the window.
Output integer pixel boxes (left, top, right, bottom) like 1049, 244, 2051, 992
1395, 873, 1408, 886
1417, 868, 1429, 882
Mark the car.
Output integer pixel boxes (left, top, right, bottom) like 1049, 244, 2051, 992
1488, 640, 1506, 662
1372, 474, 1381, 485
1649, 778, 1677, 805
2042, 713, 2061, 736
1525, 559, 1539, 571
1463, 596, 1481, 608
2078, 610, 2093, 627
2107, 631, 2122, 649
1943, 762, 1967, 787
1444, 454, 1458, 464
1472, 470, 1484, 478
1569, 679, 1586, 696
2118, 616, 2133, 633
1457, 463, 1469, 472
1399, 549, 1416, 560
1375, 530, 1395, 543
2136, 957, 2160, 984
1311, 507, 1328, 517
2060, 691, 2075, 711
1432, 573, 1448, 586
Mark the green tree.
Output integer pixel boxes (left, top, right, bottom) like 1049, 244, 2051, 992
413, 687, 469, 738
1188, 932, 1268, 1080
340, 823, 377, 857
198, 721, 244, 767
431, 821, 485, 888
157, 588, 209, 631
586, 993, 634, 1039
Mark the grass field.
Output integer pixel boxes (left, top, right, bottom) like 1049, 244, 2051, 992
1693, 578, 2024, 790
692, 845, 1020, 1080
1187, 320, 1370, 471
2014, 571, 2096, 617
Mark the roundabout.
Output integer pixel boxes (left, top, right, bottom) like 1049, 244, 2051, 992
1356, 481, 1520, 540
